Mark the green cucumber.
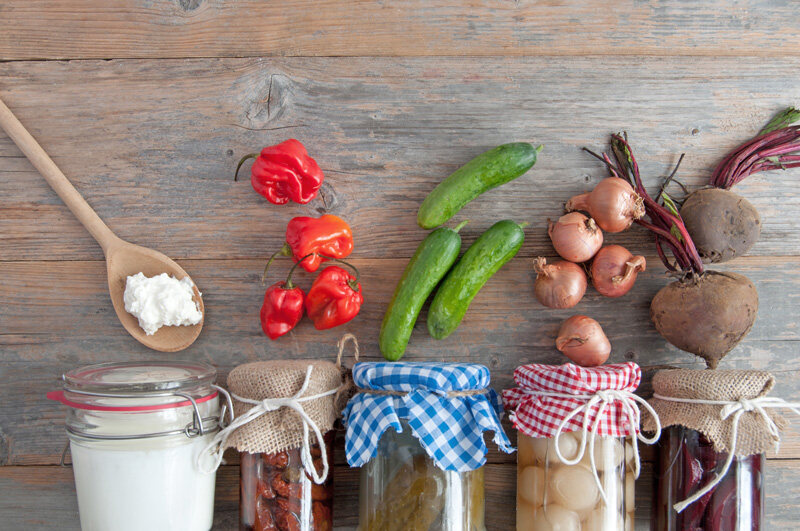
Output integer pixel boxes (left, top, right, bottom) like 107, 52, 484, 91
379, 221, 468, 361
417, 142, 541, 229
427, 220, 525, 340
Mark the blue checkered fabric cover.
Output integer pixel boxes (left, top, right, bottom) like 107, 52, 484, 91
342, 361, 513, 472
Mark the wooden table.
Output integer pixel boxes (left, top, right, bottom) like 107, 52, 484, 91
1, 2, 799, 529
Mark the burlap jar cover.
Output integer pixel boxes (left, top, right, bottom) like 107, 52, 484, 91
642, 368, 800, 513
200, 335, 357, 476
642, 369, 786, 456
224, 359, 345, 455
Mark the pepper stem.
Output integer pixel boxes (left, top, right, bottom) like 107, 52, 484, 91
283, 253, 309, 289
262, 243, 292, 283
234, 153, 259, 181
316, 253, 361, 291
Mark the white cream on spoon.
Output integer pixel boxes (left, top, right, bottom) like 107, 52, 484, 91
123, 273, 202, 335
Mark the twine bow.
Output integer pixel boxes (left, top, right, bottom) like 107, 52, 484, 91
199, 365, 337, 485
521, 389, 661, 509
653, 393, 800, 513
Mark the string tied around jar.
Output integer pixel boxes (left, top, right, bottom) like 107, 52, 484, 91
652, 393, 800, 513
199, 364, 344, 484
521, 388, 661, 509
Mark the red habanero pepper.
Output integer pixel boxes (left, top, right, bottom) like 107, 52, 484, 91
264, 215, 354, 278
235, 139, 324, 205
305, 260, 363, 330
260, 259, 306, 340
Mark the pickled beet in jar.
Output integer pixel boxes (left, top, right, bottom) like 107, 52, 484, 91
343, 361, 513, 531
655, 426, 763, 531
643, 369, 795, 531
504, 362, 657, 531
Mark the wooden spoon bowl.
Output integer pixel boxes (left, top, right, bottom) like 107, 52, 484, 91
0, 96, 203, 352
106, 240, 204, 352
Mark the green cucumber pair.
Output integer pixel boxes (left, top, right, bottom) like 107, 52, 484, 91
380, 141, 539, 360
380, 219, 525, 360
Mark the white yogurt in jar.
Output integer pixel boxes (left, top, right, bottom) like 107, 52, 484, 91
50, 361, 222, 531
71, 435, 216, 531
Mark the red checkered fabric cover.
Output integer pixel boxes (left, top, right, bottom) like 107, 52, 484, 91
502, 362, 642, 438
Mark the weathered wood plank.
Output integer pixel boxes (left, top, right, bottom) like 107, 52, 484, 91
1, 461, 798, 530
2, 256, 799, 464
2, 57, 800, 261
1, 1, 800, 60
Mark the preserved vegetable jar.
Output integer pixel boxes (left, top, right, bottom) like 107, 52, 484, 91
48, 361, 226, 531
644, 369, 797, 531
504, 362, 657, 531
343, 362, 513, 531
654, 426, 763, 531
240, 432, 334, 531
203, 356, 348, 531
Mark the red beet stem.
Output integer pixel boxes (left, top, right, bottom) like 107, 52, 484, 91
711, 109, 800, 189
587, 134, 705, 274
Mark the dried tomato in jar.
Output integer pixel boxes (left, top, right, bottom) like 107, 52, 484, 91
200, 357, 346, 531
240, 432, 334, 531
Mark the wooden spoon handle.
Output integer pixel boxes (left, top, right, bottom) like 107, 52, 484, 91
0, 96, 120, 253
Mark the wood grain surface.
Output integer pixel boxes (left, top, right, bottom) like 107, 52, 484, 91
2, 57, 800, 262
2, 2, 800, 530
2, 1, 800, 60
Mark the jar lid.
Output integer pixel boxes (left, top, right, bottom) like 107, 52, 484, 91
503, 362, 642, 439
63, 360, 216, 393
48, 361, 218, 412
343, 361, 513, 472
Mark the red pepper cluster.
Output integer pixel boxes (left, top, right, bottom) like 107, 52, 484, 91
260, 214, 362, 339
235, 141, 363, 339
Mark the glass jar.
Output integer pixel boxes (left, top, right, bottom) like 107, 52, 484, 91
240, 431, 334, 531
655, 426, 764, 531
48, 361, 224, 531
517, 433, 633, 531
358, 420, 485, 531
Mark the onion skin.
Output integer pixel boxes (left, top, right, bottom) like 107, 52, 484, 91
533, 257, 587, 309
591, 245, 646, 298
555, 315, 611, 367
566, 177, 644, 233
548, 212, 604, 263
650, 271, 758, 369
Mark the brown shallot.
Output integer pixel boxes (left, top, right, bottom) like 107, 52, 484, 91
533, 257, 587, 309
566, 177, 644, 233
548, 212, 604, 263
555, 315, 611, 367
591, 245, 646, 298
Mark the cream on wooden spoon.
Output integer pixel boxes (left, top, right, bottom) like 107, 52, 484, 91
0, 96, 203, 352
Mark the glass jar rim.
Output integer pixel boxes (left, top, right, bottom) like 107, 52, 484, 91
63, 360, 216, 393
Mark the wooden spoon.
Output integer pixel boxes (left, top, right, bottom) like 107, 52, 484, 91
0, 97, 203, 352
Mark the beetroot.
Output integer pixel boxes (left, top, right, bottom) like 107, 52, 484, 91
650, 271, 758, 368
682, 107, 800, 264
680, 188, 761, 264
